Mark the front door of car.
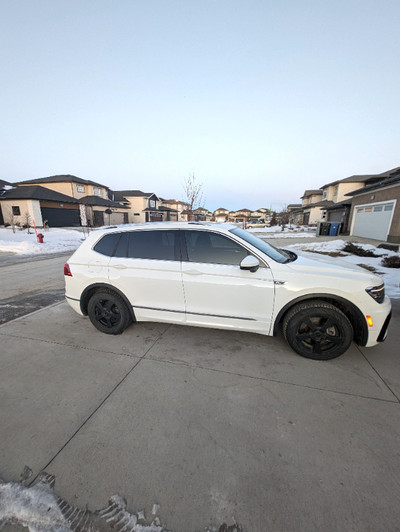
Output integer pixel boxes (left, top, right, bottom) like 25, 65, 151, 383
108, 229, 185, 323
181, 230, 275, 334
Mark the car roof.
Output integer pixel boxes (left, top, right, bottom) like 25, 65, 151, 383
93, 221, 238, 233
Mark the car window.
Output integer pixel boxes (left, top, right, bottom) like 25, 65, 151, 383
93, 233, 121, 256
184, 230, 249, 265
230, 227, 288, 263
114, 232, 129, 257
127, 230, 178, 261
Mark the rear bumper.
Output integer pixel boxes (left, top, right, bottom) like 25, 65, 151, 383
65, 295, 85, 316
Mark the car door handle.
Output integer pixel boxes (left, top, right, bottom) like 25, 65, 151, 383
184, 269, 203, 276
113, 264, 127, 270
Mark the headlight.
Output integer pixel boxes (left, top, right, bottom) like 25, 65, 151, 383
366, 284, 385, 304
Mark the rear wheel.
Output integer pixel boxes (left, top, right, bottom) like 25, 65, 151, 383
87, 290, 132, 335
283, 301, 353, 360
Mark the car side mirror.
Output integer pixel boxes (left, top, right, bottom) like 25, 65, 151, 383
240, 255, 260, 273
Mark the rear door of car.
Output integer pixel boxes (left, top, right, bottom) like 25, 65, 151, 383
181, 229, 275, 334
108, 229, 185, 323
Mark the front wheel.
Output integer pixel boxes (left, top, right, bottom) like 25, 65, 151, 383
87, 290, 132, 335
283, 301, 353, 360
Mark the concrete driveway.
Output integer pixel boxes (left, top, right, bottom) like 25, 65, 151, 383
1, 297, 399, 531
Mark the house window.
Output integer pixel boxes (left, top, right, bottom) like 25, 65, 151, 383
93, 187, 103, 196
322, 190, 327, 199
76, 185, 85, 193
374, 206, 383, 212
384, 204, 393, 211
149, 199, 156, 208
12, 206, 21, 215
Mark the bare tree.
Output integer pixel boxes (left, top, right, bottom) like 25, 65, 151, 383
22, 211, 32, 233
183, 173, 204, 218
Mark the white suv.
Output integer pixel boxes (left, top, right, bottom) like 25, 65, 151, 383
64, 222, 391, 360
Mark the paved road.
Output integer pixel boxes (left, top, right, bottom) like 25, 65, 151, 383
0, 253, 69, 299
0, 253, 70, 323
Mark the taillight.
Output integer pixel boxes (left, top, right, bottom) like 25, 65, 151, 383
64, 263, 72, 276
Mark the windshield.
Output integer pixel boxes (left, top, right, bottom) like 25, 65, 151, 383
230, 227, 289, 263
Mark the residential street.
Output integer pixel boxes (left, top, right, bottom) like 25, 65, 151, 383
0, 247, 399, 531
0, 253, 69, 323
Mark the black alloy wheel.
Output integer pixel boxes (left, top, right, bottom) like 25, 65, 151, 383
87, 290, 132, 334
283, 301, 353, 360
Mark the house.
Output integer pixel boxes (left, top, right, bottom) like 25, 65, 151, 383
192, 207, 213, 221
300, 190, 324, 224
13, 175, 128, 227
161, 199, 190, 221
286, 204, 303, 225
213, 208, 229, 222
248, 208, 271, 223
0, 179, 14, 225
345, 166, 400, 243
229, 208, 253, 224
320, 173, 384, 233
112, 190, 178, 223
0, 185, 81, 227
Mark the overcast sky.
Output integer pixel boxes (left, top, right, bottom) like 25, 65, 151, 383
1, 0, 399, 211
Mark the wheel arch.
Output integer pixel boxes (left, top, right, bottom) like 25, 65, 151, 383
273, 294, 368, 346
80, 283, 135, 321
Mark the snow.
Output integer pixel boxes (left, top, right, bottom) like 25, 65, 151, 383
287, 240, 400, 299
0, 227, 85, 255
248, 225, 315, 238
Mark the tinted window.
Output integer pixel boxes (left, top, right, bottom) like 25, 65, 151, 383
230, 227, 288, 263
93, 233, 121, 256
185, 230, 248, 265
127, 230, 177, 261
114, 232, 129, 257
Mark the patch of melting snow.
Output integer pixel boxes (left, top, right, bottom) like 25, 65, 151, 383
0, 468, 243, 532
0, 467, 168, 531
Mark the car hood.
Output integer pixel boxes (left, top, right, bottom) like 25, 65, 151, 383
284, 250, 383, 285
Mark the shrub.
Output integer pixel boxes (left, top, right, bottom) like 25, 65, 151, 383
342, 242, 378, 257
381, 255, 400, 268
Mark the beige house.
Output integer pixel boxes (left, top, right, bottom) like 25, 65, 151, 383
112, 190, 178, 223
299, 190, 324, 225
213, 208, 229, 222
0, 185, 80, 228
229, 208, 252, 223
10, 175, 128, 227
161, 199, 190, 221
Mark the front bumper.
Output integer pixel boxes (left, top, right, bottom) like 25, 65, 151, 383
363, 296, 392, 347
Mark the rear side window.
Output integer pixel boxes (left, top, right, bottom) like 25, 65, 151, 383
93, 233, 121, 256
127, 230, 178, 261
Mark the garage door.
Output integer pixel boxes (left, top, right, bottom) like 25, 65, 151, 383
352, 202, 395, 240
41, 207, 80, 227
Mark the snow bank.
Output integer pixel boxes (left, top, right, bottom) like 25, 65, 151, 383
0, 227, 85, 255
248, 225, 316, 238
287, 240, 400, 299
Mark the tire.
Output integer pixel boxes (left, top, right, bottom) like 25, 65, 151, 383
282, 301, 353, 360
87, 289, 132, 335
